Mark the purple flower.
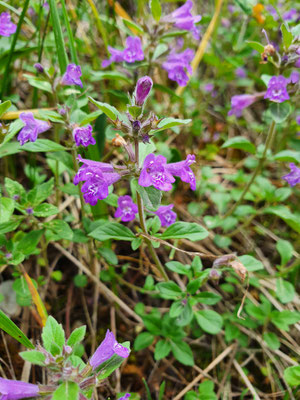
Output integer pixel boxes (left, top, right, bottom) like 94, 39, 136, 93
138, 154, 175, 191
228, 94, 257, 117
135, 76, 153, 106
167, 0, 202, 40
74, 155, 120, 205
266, 5, 278, 20
0, 12, 17, 37
114, 196, 138, 222
17, 112, 50, 146
61, 63, 83, 88
25, 207, 34, 215
73, 125, 96, 147
166, 154, 196, 190
282, 163, 300, 187
119, 394, 131, 400
283, 8, 298, 21
296, 58, 300, 68
162, 48, 194, 86
154, 204, 177, 227
0, 377, 39, 400
123, 37, 144, 63
89, 329, 130, 370
102, 36, 144, 68
287, 70, 300, 84
235, 67, 247, 78
296, 115, 300, 125
203, 83, 214, 92
264, 75, 290, 103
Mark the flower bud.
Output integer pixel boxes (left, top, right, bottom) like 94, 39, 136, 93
34, 63, 44, 73
132, 120, 141, 134
135, 76, 153, 106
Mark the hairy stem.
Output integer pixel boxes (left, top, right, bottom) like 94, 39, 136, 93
136, 192, 169, 281
222, 120, 276, 220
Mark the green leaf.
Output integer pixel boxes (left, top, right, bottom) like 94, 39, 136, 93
263, 332, 280, 350
122, 18, 144, 34
264, 206, 300, 233
195, 310, 223, 334
276, 239, 294, 266
155, 118, 191, 133
89, 222, 135, 241
0, 100, 11, 117
0, 219, 21, 234
33, 203, 59, 217
52, 382, 79, 400
281, 24, 293, 49
67, 325, 86, 347
136, 185, 162, 212
274, 150, 300, 163
221, 136, 256, 154
175, 302, 193, 327
234, 0, 252, 14
284, 366, 300, 386
194, 292, 222, 305
19, 350, 46, 366
170, 340, 194, 366
42, 316, 65, 356
269, 102, 292, 123
23, 74, 53, 93
245, 41, 264, 53
270, 310, 300, 331
170, 301, 185, 318
238, 255, 264, 272
276, 279, 295, 304
150, 0, 162, 21
156, 281, 182, 299
45, 220, 73, 241
198, 381, 217, 399
165, 261, 191, 276
88, 98, 121, 121
16, 230, 43, 256
134, 332, 155, 350
22, 139, 65, 152
0, 197, 14, 222
80, 110, 103, 126
0, 309, 34, 349
5, 177, 26, 199
27, 179, 54, 206
160, 222, 209, 241
154, 339, 171, 360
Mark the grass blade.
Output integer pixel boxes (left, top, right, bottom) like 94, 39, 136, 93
0, 0, 30, 99
61, 0, 79, 64
0, 310, 34, 349
48, 0, 69, 73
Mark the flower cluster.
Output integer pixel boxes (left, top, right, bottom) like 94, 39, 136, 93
139, 153, 196, 191
0, 12, 17, 37
17, 112, 51, 146
72, 125, 96, 147
102, 36, 144, 68
61, 63, 83, 87
264, 75, 289, 103
162, 48, 194, 87
74, 155, 121, 205
162, 0, 201, 40
89, 329, 130, 369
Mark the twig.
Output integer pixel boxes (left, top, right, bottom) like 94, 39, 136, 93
52, 243, 142, 323
233, 360, 262, 400
173, 344, 236, 400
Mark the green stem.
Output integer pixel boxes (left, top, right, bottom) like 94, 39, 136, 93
136, 191, 169, 281
222, 120, 276, 220
71, 146, 86, 218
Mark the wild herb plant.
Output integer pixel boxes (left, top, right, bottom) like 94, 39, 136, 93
0, 0, 300, 399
